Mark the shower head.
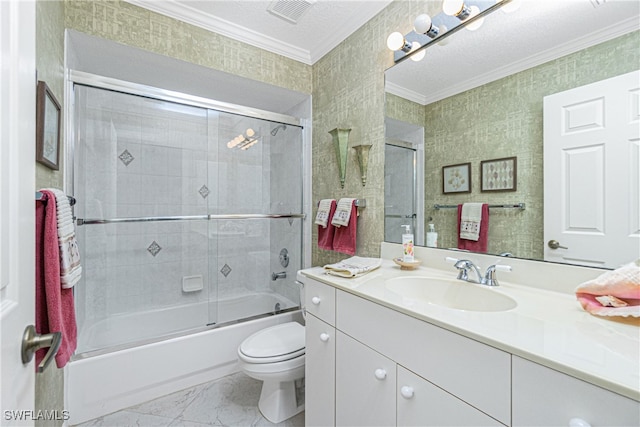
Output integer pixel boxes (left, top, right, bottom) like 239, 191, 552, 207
270, 124, 287, 136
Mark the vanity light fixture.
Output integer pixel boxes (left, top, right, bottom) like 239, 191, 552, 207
442, 0, 471, 20
386, 32, 412, 53
387, 0, 512, 63
414, 14, 439, 38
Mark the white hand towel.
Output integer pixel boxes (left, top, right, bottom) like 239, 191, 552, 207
314, 199, 335, 228
460, 202, 484, 241
44, 188, 82, 289
324, 256, 382, 278
331, 198, 356, 228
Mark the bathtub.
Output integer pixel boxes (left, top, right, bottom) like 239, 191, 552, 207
66, 292, 301, 425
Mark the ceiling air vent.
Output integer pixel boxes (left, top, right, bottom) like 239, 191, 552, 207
267, 0, 316, 24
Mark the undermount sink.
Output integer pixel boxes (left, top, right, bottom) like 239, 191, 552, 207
384, 276, 517, 312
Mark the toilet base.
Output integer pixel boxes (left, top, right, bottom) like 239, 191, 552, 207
258, 379, 305, 423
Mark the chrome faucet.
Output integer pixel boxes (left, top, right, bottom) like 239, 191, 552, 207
271, 271, 287, 281
453, 259, 483, 284
452, 259, 511, 287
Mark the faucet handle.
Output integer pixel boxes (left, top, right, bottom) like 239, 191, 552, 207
483, 264, 512, 286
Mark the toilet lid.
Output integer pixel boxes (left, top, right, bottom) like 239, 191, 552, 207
240, 322, 305, 360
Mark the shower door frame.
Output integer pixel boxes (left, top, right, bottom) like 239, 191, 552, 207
65, 71, 309, 356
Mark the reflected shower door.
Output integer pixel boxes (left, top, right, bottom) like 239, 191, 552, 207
385, 143, 417, 244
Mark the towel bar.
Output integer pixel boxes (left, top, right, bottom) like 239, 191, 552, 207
35, 191, 76, 207
317, 199, 366, 208
433, 203, 525, 210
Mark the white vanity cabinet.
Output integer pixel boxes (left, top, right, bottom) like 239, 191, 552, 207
396, 366, 503, 427
304, 276, 337, 427
512, 356, 640, 427
305, 314, 335, 427
302, 276, 509, 426
335, 330, 396, 426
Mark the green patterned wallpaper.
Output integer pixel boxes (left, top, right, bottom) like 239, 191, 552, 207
64, 0, 312, 94
420, 31, 639, 259
311, 0, 437, 266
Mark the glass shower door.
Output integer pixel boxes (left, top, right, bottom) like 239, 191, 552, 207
211, 111, 303, 324
73, 85, 211, 354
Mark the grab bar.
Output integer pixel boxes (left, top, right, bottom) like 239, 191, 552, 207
76, 213, 306, 226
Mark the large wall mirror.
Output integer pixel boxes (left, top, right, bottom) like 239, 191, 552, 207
384, 0, 640, 269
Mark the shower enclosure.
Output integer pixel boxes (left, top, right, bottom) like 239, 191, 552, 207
71, 77, 304, 356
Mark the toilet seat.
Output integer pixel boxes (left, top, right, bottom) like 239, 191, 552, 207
238, 322, 305, 364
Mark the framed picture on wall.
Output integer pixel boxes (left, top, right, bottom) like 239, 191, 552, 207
36, 80, 61, 170
481, 156, 517, 192
442, 162, 471, 194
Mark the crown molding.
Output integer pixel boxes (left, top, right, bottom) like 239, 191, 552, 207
417, 16, 640, 105
126, 0, 313, 65
385, 81, 427, 105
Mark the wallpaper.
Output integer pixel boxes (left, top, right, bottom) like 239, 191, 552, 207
423, 31, 640, 259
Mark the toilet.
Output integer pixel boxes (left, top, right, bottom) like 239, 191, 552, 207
237, 322, 305, 423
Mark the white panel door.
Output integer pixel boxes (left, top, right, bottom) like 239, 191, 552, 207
0, 0, 36, 425
544, 70, 640, 268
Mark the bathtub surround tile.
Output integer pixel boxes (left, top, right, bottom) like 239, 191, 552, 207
147, 240, 162, 257
73, 373, 303, 427
118, 149, 135, 166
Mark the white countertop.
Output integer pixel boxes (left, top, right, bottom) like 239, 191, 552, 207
299, 259, 640, 401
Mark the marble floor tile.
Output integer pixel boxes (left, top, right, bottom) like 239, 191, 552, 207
74, 372, 305, 427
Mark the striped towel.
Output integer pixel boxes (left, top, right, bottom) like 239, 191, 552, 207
331, 198, 356, 228
44, 188, 82, 289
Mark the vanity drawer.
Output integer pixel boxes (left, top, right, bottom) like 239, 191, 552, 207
512, 356, 640, 427
303, 276, 336, 326
336, 290, 511, 426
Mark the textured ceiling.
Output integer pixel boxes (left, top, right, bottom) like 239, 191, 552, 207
126, 0, 393, 65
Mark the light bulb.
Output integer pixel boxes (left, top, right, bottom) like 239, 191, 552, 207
246, 128, 255, 137
414, 14, 431, 33
465, 5, 484, 31
501, 0, 520, 13
437, 24, 450, 46
442, 0, 470, 19
414, 14, 439, 38
409, 42, 426, 62
387, 32, 407, 51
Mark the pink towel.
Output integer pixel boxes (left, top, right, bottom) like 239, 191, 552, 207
457, 204, 489, 253
35, 190, 77, 369
332, 200, 357, 256
317, 200, 337, 251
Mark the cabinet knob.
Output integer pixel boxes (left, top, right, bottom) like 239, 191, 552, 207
374, 368, 387, 380
319, 333, 330, 342
311, 296, 321, 305
400, 386, 414, 399
569, 418, 591, 427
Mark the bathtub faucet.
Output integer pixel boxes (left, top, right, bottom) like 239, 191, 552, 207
271, 271, 287, 281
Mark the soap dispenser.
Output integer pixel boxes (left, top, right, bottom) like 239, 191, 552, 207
401, 225, 414, 262
426, 223, 438, 248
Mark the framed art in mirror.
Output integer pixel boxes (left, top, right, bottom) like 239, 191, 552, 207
442, 162, 471, 194
36, 80, 61, 170
481, 156, 517, 192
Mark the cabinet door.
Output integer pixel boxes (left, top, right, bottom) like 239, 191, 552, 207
336, 331, 396, 426
512, 356, 640, 427
305, 314, 336, 427
397, 366, 504, 427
